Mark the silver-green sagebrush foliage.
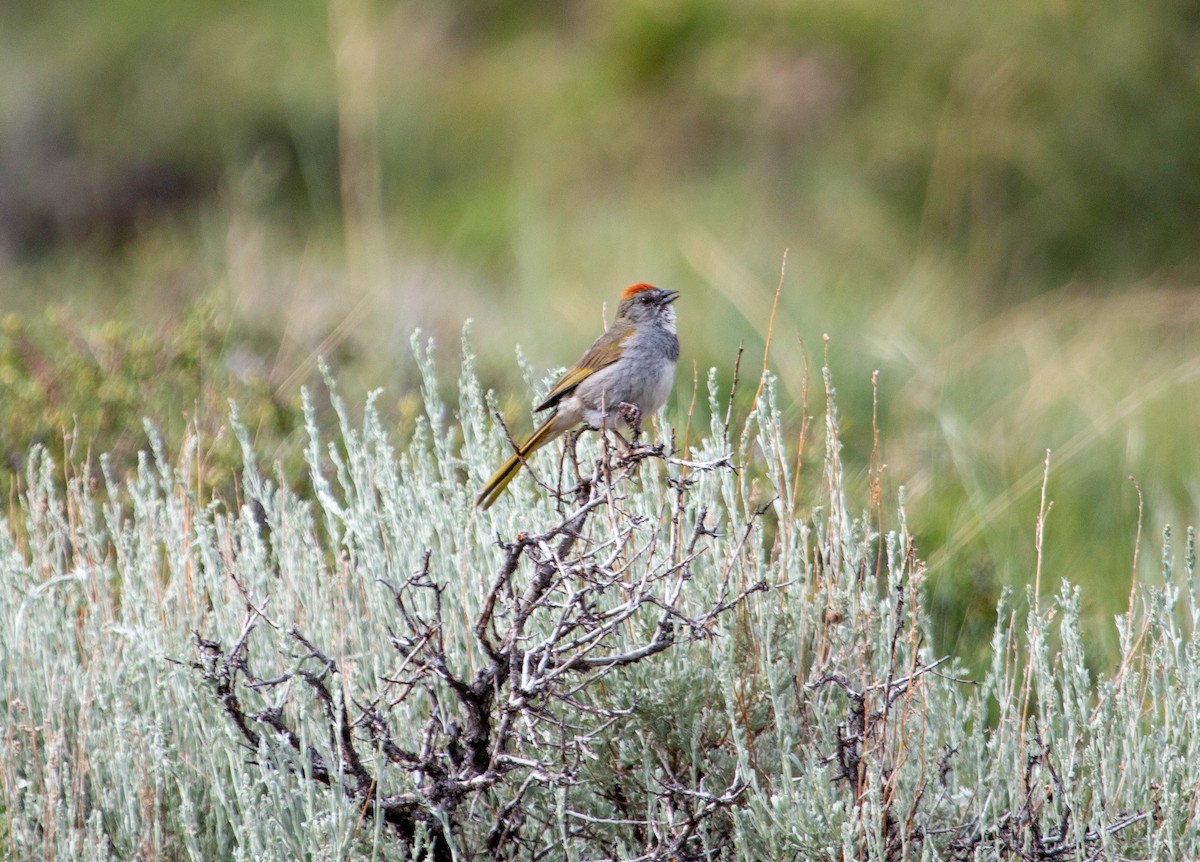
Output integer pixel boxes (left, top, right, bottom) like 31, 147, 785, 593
2, 335, 1198, 859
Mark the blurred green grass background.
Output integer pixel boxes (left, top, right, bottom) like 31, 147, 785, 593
1, 0, 1198, 669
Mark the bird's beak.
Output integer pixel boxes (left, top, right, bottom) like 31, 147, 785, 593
659, 289, 680, 304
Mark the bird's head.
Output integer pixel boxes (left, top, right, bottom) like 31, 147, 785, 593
615, 283, 679, 330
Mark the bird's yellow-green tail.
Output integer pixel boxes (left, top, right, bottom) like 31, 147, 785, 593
475, 415, 562, 510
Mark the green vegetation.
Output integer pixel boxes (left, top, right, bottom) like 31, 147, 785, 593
0, 304, 308, 502
2, 348, 1197, 859
2, 0, 1197, 668
1, 2, 1198, 853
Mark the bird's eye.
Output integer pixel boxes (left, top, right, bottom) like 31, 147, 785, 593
641, 295, 651, 304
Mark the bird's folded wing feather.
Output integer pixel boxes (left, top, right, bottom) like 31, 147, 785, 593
535, 324, 632, 412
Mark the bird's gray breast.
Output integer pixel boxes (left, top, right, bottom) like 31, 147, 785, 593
575, 330, 678, 423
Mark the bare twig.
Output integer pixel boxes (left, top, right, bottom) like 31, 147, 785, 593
193, 441, 757, 859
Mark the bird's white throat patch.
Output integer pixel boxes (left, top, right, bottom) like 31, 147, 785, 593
660, 305, 677, 332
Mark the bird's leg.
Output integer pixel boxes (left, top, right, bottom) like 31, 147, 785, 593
618, 402, 643, 446
613, 401, 652, 477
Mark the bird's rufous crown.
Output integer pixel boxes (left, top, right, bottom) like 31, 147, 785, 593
620, 283, 657, 301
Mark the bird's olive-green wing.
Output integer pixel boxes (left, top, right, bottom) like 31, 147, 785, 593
535, 323, 633, 412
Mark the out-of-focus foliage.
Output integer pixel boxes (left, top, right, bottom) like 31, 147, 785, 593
1, 0, 1198, 667
0, 304, 307, 501
2, 0, 1198, 283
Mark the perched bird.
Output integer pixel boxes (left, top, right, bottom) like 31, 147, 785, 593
475, 283, 680, 509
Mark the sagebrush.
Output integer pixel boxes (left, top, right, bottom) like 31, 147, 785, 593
2, 337, 1197, 860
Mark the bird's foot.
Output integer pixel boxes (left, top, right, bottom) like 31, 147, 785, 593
618, 401, 643, 445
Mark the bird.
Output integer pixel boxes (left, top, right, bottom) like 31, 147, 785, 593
475, 283, 680, 509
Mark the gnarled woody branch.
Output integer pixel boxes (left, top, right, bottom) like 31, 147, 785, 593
192, 443, 753, 859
